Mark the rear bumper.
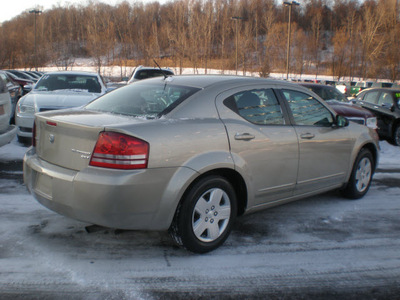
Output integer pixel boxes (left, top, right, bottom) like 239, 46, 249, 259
23, 147, 197, 230
0, 124, 17, 147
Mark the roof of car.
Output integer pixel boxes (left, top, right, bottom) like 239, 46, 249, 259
141, 75, 301, 90
42, 71, 100, 77
299, 83, 335, 89
358, 87, 400, 93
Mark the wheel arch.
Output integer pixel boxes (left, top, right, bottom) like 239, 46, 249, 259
360, 142, 379, 173
177, 168, 248, 218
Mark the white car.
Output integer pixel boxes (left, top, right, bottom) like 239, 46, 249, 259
0, 76, 17, 147
127, 66, 174, 84
15, 71, 107, 142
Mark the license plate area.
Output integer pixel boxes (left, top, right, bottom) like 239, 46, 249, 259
35, 172, 53, 199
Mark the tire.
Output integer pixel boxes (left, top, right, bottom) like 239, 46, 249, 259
391, 124, 400, 146
169, 175, 237, 253
341, 148, 374, 199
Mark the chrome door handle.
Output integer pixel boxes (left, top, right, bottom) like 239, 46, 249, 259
234, 133, 255, 141
300, 133, 315, 139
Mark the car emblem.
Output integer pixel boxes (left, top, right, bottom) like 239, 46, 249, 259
49, 134, 55, 143
71, 149, 91, 159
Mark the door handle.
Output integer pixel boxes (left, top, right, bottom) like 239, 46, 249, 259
234, 133, 255, 141
300, 133, 315, 140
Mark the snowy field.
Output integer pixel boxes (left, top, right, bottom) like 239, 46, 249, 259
0, 138, 399, 299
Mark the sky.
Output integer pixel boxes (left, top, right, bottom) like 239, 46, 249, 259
0, 0, 164, 23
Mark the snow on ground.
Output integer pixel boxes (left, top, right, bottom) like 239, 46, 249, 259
0, 138, 27, 161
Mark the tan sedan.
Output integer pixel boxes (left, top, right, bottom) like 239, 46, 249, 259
24, 75, 379, 253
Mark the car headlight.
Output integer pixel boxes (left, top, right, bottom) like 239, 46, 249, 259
17, 102, 35, 114
366, 117, 377, 129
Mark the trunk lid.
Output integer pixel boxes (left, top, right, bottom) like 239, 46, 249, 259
35, 109, 143, 171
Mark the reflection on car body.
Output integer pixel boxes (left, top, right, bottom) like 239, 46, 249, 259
300, 83, 377, 129
24, 75, 379, 253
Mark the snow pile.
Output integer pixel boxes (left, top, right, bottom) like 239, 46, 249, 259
0, 138, 27, 161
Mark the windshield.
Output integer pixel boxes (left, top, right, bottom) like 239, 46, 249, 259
35, 74, 102, 93
85, 81, 200, 118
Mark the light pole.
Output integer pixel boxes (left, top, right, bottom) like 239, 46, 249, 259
232, 16, 243, 75
29, 8, 42, 71
283, 1, 299, 80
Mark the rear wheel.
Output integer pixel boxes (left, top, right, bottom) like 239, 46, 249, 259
169, 175, 237, 253
391, 124, 400, 146
341, 148, 374, 199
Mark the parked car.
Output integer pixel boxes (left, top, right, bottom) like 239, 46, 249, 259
352, 87, 400, 146
0, 71, 23, 123
300, 83, 377, 129
335, 81, 357, 96
371, 82, 393, 88
24, 75, 379, 253
4, 71, 35, 95
350, 81, 374, 97
6, 69, 39, 83
16, 71, 107, 143
127, 66, 174, 84
23, 71, 42, 81
0, 75, 17, 147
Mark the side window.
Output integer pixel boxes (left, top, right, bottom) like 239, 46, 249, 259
364, 91, 380, 104
225, 89, 285, 125
377, 92, 393, 106
282, 90, 334, 126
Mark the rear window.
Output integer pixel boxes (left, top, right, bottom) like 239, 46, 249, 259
35, 74, 102, 93
135, 69, 174, 80
85, 81, 200, 119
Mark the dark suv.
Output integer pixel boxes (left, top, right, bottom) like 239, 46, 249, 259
353, 88, 400, 146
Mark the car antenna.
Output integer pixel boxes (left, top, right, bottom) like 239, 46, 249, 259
153, 59, 168, 80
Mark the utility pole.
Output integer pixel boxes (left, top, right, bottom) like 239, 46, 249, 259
29, 8, 42, 71
283, 1, 300, 80
232, 16, 244, 75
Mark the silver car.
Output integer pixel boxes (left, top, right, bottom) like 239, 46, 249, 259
24, 76, 379, 253
16, 71, 107, 142
0, 76, 17, 147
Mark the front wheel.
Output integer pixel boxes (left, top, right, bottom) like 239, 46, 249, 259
169, 175, 237, 253
341, 148, 374, 199
391, 124, 400, 146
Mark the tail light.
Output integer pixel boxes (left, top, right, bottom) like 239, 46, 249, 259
90, 132, 149, 169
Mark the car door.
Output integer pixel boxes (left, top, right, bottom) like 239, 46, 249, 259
216, 86, 299, 207
278, 89, 353, 195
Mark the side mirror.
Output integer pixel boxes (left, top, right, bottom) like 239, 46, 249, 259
121, 77, 129, 82
381, 102, 394, 111
23, 84, 33, 93
336, 115, 349, 127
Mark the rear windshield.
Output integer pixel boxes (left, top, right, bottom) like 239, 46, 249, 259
135, 69, 174, 80
35, 74, 102, 93
85, 81, 200, 119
